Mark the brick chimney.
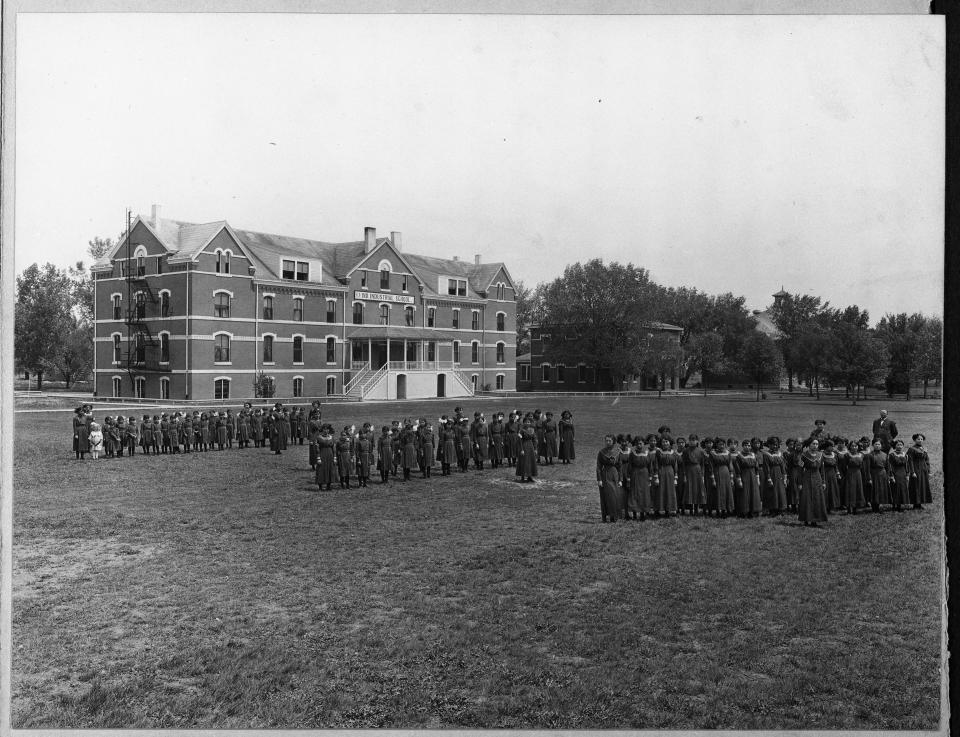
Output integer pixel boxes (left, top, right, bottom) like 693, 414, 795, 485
364, 226, 376, 253
391, 231, 402, 251
151, 204, 161, 228
474, 254, 481, 265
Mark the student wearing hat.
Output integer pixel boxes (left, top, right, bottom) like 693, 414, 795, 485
354, 425, 373, 487
840, 437, 867, 514
504, 412, 520, 467
71, 407, 84, 459
471, 413, 490, 470
887, 439, 910, 512
489, 413, 505, 468
399, 421, 419, 481
907, 433, 931, 509
335, 426, 355, 488
516, 417, 538, 483
315, 424, 337, 490
439, 419, 457, 476
760, 437, 788, 517
542, 412, 558, 465
558, 410, 575, 464
733, 439, 762, 518
420, 420, 437, 478
821, 439, 842, 512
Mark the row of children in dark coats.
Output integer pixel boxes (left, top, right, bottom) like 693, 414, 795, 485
71, 403, 318, 458
311, 409, 577, 489
596, 431, 933, 526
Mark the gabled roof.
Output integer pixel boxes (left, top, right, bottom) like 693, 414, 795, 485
402, 253, 500, 300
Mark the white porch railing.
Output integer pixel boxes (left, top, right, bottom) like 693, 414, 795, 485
343, 362, 372, 396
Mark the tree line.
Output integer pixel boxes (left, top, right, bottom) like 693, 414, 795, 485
514, 259, 941, 401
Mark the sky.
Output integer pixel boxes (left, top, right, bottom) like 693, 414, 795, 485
14, 12, 944, 321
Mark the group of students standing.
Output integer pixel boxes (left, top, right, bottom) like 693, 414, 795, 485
71, 401, 320, 459
596, 423, 933, 526
310, 407, 577, 490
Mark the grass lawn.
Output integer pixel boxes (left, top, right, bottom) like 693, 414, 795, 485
11, 393, 944, 729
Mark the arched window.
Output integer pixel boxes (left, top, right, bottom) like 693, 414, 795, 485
453, 341, 460, 364
496, 312, 505, 332
452, 309, 460, 329
293, 377, 304, 398
380, 267, 391, 290
427, 307, 436, 327
135, 332, 146, 362
293, 336, 304, 364
496, 342, 505, 363
215, 250, 231, 275
496, 374, 504, 390
471, 374, 479, 391
471, 311, 480, 330
160, 333, 170, 363
160, 377, 170, 400
159, 291, 170, 318
379, 304, 389, 325
353, 302, 363, 325
496, 283, 505, 300
263, 335, 274, 363
293, 297, 303, 322
135, 247, 146, 277
214, 334, 231, 363
214, 292, 230, 318
214, 378, 230, 399
326, 376, 336, 395
405, 306, 415, 326
135, 377, 146, 398
112, 294, 122, 320
263, 296, 274, 320
111, 376, 121, 398
326, 337, 336, 363
112, 334, 121, 363
471, 341, 479, 363
134, 292, 145, 319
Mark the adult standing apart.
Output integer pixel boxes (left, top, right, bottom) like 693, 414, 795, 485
797, 438, 829, 526
597, 434, 624, 522
907, 433, 931, 510
516, 418, 538, 483
872, 409, 898, 452
72, 407, 85, 459
558, 410, 575, 464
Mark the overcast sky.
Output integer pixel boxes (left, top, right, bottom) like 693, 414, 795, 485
15, 12, 943, 320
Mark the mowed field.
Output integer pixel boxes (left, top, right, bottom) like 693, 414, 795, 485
11, 393, 944, 729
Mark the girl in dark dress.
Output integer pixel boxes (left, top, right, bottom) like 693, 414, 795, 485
784, 438, 802, 512
75, 411, 90, 460
336, 428, 354, 488
887, 439, 910, 512
654, 436, 679, 516
558, 410, 575, 463
420, 422, 436, 478
674, 437, 688, 513
710, 437, 735, 518
401, 422, 419, 481
761, 437, 788, 516
734, 440, 762, 518
516, 420, 538, 483
798, 438, 829, 526
355, 429, 373, 487
907, 433, 932, 509
867, 439, 891, 512
489, 414, 505, 468
842, 439, 867, 514
377, 426, 393, 483
597, 435, 624, 522
617, 435, 632, 517
626, 436, 654, 520
440, 420, 457, 476
820, 439, 842, 512
505, 413, 520, 467
543, 412, 558, 464
680, 434, 707, 515
701, 437, 717, 513
315, 425, 337, 490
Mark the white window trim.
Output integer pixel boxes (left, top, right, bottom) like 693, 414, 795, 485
377, 259, 393, 272
541, 363, 551, 383
133, 245, 148, 258
213, 331, 233, 365
159, 377, 171, 399
111, 332, 122, 365
325, 336, 337, 365
496, 373, 505, 389
134, 376, 147, 399
325, 375, 337, 394
262, 332, 276, 365
111, 375, 122, 398
292, 333, 306, 365
496, 310, 507, 330
496, 341, 506, 364
471, 340, 480, 364
214, 377, 231, 400
556, 363, 566, 382
578, 362, 588, 383
158, 330, 171, 364
212, 288, 235, 298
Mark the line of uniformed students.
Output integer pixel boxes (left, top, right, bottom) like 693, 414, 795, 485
597, 430, 933, 525
309, 407, 578, 490
71, 402, 320, 458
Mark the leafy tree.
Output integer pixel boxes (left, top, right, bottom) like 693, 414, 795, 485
253, 371, 276, 398
793, 327, 837, 399
683, 331, 726, 396
513, 279, 540, 356
875, 312, 928, 399
539, 259, 660, 388
769, 292, 828, 392
737, 332, 784, 401
15, 263, 75, 390
828, 323, 889, 404
913, 316, 942, 398
638, 332, 683, 398
47, 314, 93, 388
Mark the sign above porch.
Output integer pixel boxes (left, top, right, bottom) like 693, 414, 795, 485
355, 290, 415, 304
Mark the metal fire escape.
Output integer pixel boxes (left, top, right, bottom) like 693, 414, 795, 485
123, 208, 170, 388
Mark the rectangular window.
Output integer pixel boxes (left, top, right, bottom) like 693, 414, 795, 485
427, 308, 435, 327
471, 312, 479, 330
119, 260, 127, 277
113, 296, 122, 320
405, 306, 415, 326
296, 262, 309, 281
293, 378, 303, 397
113, 335, 121, 363
160, 293, 169, 318
293, 299, 303, 322
452, 310, 459, 329
353, 303, 363, 324
136, 257, 145, 277
453, 341, 460, 363
263, 336, 274, 363
579, 364, 588, 383
214, 379, 229, 400
360, 272, 367, 288
541, 364, 550, 383
156, 256, 163, 274
471, 342, 479, 363
293, 336, 303, 364
263, 296, 273, 320
282, 260, 295, 280
427, 341, 436, 361
135, 377, 146, 399
520, 364, 530, 382
135, 333, 145, 363
380, 270, 390, 289
447, 278, 467, 296
406, 342, 417, 361
497, 313, 505, 331
160, 379, 170, 400
556, 364, 566, 383
402, 275, 408, 291
215, 293, 230, 318
326, 302, 336, 323
326, 337, 336, 363
496, 375, 504, 390
160, 334, 170, 363
135, 293, 145, 320
379, 304, 389, 325
214, 335, 230, 363
496, 343, 505, 363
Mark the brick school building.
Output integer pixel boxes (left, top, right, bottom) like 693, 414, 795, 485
92, 207, 517, 401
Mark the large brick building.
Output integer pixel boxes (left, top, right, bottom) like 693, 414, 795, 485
92, 207, 517, 400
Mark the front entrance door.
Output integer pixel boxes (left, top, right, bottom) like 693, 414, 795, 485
397, 374, 407, 399
437, 373, 446, 398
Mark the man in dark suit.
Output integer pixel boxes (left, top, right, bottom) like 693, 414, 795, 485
872, 409, 898, 452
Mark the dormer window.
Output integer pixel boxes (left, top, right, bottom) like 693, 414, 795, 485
281, 260, 310, 281
447, 278, 467, 297
216, 250, 231, 275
